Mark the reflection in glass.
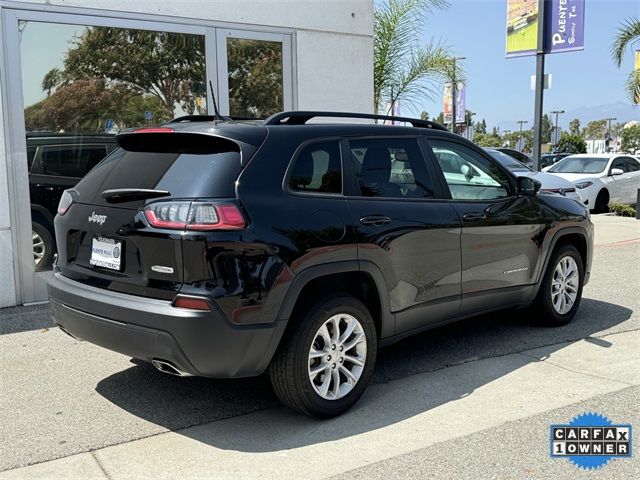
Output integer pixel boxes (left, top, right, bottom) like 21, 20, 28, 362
19, 21, 206, 270
227, 38, 283, 118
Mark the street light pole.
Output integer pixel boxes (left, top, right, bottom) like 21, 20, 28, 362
605, 117, 617, 152
503, 129, 511, 147
531, 0, 547, 171
517, 120, 528, 151
467, 112, 476, 140
550, 109, 565, 148
450, 56, 466, 134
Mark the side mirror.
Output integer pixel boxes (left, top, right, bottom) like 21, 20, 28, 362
610, 168, 624, 176
517, 176, 541, 196
460, 163, 476, 181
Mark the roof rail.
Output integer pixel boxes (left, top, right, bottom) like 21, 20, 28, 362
263, 111, 449, 131
169, 114, 262, 123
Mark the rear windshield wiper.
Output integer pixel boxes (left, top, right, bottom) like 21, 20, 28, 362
101, 188, 171, 203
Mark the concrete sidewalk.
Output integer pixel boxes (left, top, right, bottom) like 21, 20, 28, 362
2, 328, 638, 480
591, 213, 640, 246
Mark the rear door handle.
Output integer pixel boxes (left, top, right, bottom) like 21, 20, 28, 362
462, 212, 487, 221
360, 215, 392, 226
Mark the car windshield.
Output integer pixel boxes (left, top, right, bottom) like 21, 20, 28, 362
549, 157, 609, 173
485, 149, 532, 172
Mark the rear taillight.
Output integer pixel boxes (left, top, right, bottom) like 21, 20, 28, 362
57, 189, 77, 216
143, 201, 245, 231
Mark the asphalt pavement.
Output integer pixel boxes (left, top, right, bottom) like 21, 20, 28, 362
0, 214, 638, 479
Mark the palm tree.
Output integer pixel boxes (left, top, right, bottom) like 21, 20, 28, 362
41, 68, 61, 96
611, 17, 640, 104
374, 0, 455, 116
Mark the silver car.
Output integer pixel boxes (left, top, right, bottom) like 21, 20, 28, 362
484, 149, 582, 203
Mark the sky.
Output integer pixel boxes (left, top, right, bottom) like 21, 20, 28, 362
413, 0, 640, 130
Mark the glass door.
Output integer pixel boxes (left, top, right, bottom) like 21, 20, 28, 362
2, 10, 209, 302
216, 29, 293, 118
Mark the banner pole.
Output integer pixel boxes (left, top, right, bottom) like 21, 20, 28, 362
532, 0, 547, 171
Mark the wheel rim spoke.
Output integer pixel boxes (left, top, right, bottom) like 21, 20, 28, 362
307, 312, 367, 401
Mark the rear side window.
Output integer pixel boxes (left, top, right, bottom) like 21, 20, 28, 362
288, 141, 342, 194
26, 147, 37, 172
73, 137, 241, 206
349, 138, 435, 199
40, 145, 108, 177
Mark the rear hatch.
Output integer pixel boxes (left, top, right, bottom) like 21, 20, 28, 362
54, 130, 249, 300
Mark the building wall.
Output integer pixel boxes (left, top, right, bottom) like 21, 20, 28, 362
0, 0, 373, 307
0, 73, 18, 308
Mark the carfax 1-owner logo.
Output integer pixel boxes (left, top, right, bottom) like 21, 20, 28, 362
550, 412, 633, 470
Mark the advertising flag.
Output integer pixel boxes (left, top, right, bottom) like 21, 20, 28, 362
635, 50, 640, 105
547, 0, 585, 54
506, 0, 539, 57
443, 83, 466, 124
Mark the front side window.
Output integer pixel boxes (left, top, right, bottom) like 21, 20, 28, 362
429, 140, 512, 200
349, 138, 435, 199
288, 141, 342, 194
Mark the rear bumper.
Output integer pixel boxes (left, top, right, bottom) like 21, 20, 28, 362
48, 272, 286, 378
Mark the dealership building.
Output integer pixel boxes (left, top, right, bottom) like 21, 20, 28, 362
0, 0, 373, 307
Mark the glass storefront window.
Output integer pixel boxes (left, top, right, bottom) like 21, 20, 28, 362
19, 21, 206, 271
226, 37, 284, 118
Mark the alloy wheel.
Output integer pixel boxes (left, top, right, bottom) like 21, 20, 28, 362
551, 256, 579, 315
33, 230, 45, 266
307, 313, 367, 400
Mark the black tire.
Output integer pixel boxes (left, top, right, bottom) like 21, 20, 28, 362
593, 189, 609, 213
532, 244, 584, 326
32, 221, 55, 272
268, 294, 377, 418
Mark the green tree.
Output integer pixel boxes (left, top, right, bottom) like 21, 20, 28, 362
611, 17, 640, 103
63, 27, 206, 117
474, 118, 487, 134
541, 114, 552, 144
41, 68, 62, 96
583, 120, 608, 139
374, 0, 453, 114
620, 124, 640, 153
569, 118, 581, 135
473, 132, 501, 147
226, 39, 283, 117
556, 132, 587, 154
434, 112, 445, 124
25, 79, 172, 132
419, 111, 430, 120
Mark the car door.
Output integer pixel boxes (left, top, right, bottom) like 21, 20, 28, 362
622, 157, 640, 204
606, 156, 629, 203
612, 156, 640, 204
343, 136, 462, 335
424, 136, 545, 315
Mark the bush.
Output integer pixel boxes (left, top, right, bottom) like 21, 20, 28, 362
607, 202, 637, 217
556, 132, 587, 154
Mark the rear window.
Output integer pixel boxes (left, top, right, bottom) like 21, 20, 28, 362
74, 137, 241, 206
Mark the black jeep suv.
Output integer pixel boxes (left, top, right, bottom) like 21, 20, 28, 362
48, 112, 593, 417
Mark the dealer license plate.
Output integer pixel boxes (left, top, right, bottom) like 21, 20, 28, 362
89, 237, 122, 271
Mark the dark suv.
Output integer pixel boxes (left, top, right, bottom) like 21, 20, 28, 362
27, 133, 116, 270
48, 112, 593, 417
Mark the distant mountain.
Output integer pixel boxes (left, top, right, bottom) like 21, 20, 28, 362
561, 102, 639, 128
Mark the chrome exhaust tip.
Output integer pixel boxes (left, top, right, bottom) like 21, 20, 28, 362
151, 359, 192, 377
